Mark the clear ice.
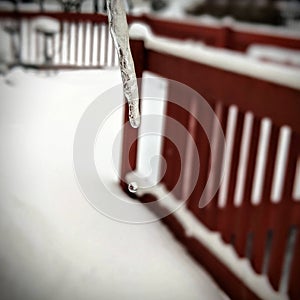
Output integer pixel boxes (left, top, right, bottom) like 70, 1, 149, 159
128, 182, 138, 193
106, 0, 141, 128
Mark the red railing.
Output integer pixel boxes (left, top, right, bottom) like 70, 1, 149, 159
122, 37, 300, 299
0, 11, 120, 68
1, 11, 300, 70
1, 10, 300, 300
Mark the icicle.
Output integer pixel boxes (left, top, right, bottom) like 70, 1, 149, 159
106, 0, 141, 128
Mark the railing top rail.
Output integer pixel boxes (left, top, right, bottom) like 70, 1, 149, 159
1, 11, 300, 51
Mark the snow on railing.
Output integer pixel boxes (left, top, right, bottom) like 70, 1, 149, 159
0, 12, 118, 69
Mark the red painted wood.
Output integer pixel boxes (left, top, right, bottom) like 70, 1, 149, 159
140, 194, 262, 300
118, 19, 300, 300
187, 101, 215, 221
288, 230, 300, 300
1, 11, 300, 55
161, 100, 187, 197
203, 103, 229, 230
252, 125, 280, 274
8, 10, 300, 298
231, 30, 300, 52
0, 11, 109, 23
234, 117, 261, 257
268, 133, 300, 290
142, 14, 300, 51
145, 50, 300, 134
219, 111, 245, 243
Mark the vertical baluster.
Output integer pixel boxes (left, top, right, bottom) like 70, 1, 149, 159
188, 100, 215, 222
35, 30, 40, 65
218, 111, 245, 243
59, 21, 63, 65
67, 22, 71, 65
97, 23, 102, 66
202, 103, 229, 230
268, 132, 299, 291
82, 22, 87, 66
27, 19, 31, 63
75, 22, 79, 65
161, 83, 191, 198
104, 25, 109, 67
51, 35, 55, 65
234, 117, 261, 257
90, 22, 94, 66
252, 125, 280, 273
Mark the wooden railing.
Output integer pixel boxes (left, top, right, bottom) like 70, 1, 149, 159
0, 12, 120, 68
1, 9, 300, 299
1, 11, 300, 70
121, 37, 300, 300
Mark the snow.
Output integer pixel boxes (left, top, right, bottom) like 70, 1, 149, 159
133, 184, 288, 300
34, 17, 60, 34
129, 23, 300, 90
247, 44, 300, 68
0, 68, 224, 300
0, 1, 14, 11
132, 0, 300, 36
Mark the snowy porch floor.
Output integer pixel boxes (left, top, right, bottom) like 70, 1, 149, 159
0, 68, 225, 300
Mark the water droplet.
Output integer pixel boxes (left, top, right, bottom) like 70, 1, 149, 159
128, 182, 138, 194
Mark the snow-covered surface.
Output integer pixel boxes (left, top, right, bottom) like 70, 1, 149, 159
133, 184, 288, 300
34, 17, 60, 33
0, 1, 61, 12
0, 1, 14, 11
132, 0, 300, 36
0, 68, 225, 300
129, 23, 300, 90
247, 44, 300, 68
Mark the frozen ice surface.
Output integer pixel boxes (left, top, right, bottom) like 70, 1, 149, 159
128, 182, 138, 193
0, 68, 224, 300
107, 0, 141, 128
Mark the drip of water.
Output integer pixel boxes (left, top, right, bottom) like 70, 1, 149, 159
106, 0, 141, 128
128, 182, 138, 193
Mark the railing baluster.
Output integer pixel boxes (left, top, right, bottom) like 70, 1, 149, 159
97, 23, 102, 66
104, 24, 109, 67
202, 103, 229, 230
74, 22, 79, 65
218, 111, 245, 243
252, 125, 280, 273
90, 22, 94, 66
82, 22, 86, 66
268, 133, 300, 291
234, 117, 261, 257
